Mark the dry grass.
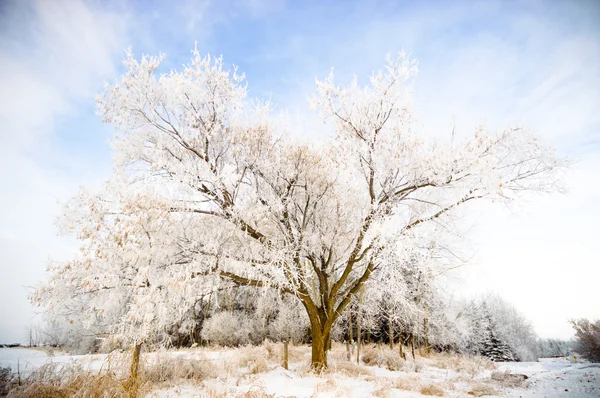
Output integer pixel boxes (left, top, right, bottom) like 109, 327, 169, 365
7, 363, 128, 398
371, 387, 392, 397
327, 360, 373, 377
390, 376, 451, 397
360, 345, 405, 371
419, 384, 445, 396
465, 381, 498, 397
3, 345, 514, 398
236, 346, 271, 375
1, 366, 15, 396
313, 377, 337, 393
260, 340, 277, 360
236, 386, 275, 398
428, 352, 495, 377
392, 374, 422, 391
5, 350, 222, 397
490, 370, 528, 388
142, 355, 218, 383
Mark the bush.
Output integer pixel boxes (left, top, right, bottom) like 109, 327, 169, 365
571, 319, 600, 362
201, 312, 264, 346
267, 306, 309, 344
1, 367, 15, 396
360, 345, 405, 370
490, 370, 528, 388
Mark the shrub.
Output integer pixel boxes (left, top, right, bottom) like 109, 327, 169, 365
1, 367, 15, 396
201, 312, 264, 346
360, 345, 405, 370
571, 319, 600, 362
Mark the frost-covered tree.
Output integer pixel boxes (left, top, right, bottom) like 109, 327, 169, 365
33, 47, 565, 370
537, 338, 575, 358
464, 302, 516, 361
462, 296, 538, 362
360, 236, 460, 355
571, 319, 600, 362
486, 295, 538, 361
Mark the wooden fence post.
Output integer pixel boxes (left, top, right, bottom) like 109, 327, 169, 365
283, 341, 289, 370
346, 341, 351, 361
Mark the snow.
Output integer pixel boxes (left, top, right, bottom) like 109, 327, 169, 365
0, 347, 108, 375
150, 355, 600, 397
494, 358, 600, 398
2, 347, 598, 397
0, 348, 48, 372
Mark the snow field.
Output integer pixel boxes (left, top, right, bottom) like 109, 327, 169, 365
1, 345, 599, 397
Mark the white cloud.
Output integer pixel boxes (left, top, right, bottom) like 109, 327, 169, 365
0, 0, 128, 343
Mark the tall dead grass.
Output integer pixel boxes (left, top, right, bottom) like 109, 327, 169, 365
360, 345, 405, 371
4, 350, 225, 397
7, 362, 127, 398
428, 352, 495, 377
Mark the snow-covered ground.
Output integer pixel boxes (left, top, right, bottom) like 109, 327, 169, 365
1, 346, 598, 397
496, 358, 600, 398
0, 347, 108, 374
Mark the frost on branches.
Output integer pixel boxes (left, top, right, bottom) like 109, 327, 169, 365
32, 47, 565, 370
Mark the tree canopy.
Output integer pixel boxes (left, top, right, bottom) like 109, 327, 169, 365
33, 47, 566, 369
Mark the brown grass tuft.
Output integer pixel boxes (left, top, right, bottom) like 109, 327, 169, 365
466, 381, 498, 397
314, 377, 337, 393
419, 383, 445, 396
360, 345, 405, 371
237, 385, 275, 398
7, 363, 128, 398
428, 352, 495, 377
328, 361, 374, 377
490, 370, 528, 388
372, 387, 392, 397
236, 346, 271, 375
142, 356, 218, 383
392, 375, 419, 391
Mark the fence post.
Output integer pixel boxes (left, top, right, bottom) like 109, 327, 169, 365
283, 341, 289, 370
346, 341, 351, 361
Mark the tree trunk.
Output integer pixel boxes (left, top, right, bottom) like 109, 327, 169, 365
310, 327, 327, 371
348, 309, 353, 343
126, 342, 142, 398
399, 342, 405, 360
356, 311, 362, 364
388, 315, 394, 350
346, 341, 351, 361
423, 301, 430, 355
283, 341, 289, 370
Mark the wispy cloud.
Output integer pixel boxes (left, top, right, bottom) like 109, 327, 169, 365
0, 0, 128, 342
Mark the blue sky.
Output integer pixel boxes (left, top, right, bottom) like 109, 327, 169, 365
1, 0, 599, 343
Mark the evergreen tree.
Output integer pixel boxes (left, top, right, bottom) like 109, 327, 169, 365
479, 310, 516, 362
466, 302, 517, 362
